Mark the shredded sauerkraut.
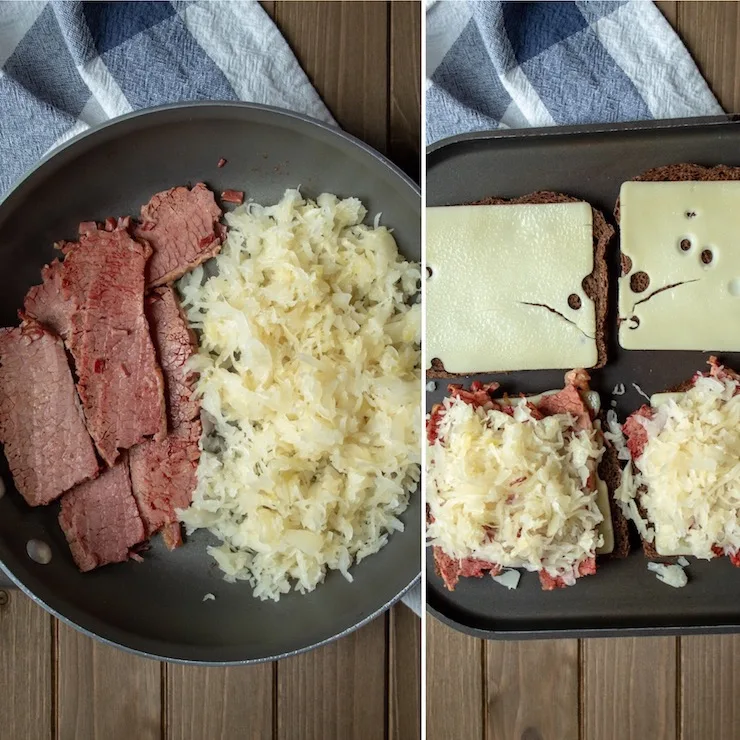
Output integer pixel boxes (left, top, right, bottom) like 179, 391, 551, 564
426, 395, 605, 577
617, 375, 740, 559
177, 189, 421, 600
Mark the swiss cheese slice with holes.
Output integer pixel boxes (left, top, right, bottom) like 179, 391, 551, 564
426, 203, 597, 373
619, 180, 740, 350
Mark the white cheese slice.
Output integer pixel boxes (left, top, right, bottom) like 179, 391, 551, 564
426, 203, 597, 372
619, 180, 740, 350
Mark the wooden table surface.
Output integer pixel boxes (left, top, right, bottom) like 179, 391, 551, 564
0, 4, 421, 740
427, 4, 740, 740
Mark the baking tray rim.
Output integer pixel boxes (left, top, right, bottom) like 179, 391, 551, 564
427, 114, 740, 158
426, 113, 740, 640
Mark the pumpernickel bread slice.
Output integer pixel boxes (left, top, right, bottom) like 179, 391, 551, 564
427, 191, 613, 378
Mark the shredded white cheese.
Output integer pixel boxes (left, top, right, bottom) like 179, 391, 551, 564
677, 556, 689, 567
492, 569, 521, 590
613, 383, 626, 396
603, 409, 631, 462
647, 562, 687, 588
426, 394, 604, 577
202, 593, 216, 602
177, 189, 421, 601
426, 381, 437, 392
632, 382, 651, 402
619, 376, 740, 559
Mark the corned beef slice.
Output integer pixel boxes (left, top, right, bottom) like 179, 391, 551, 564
130, 287, 201, 546
433, 546, 501, 591
130, 421, 201, 543
134, 183, 224, 288
59, 454, 145, 572
23, 260, 73, 338
62, 226, 166, 466
0, 320, 98, 506
143, 287, 200, 429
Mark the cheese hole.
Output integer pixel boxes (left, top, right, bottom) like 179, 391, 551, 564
26, 539, 52, 565
630, 271, 650, 293
629, 315, 640, 330
701, 249, 713, 265
680, 239, 692, 252
426, 266, 433, 279
729, 279, 740, 297
686, 211, 697, 219
567, 294, 581, 310
620, 254, 633, 276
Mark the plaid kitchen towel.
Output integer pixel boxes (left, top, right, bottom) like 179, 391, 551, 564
0, 0, 333, 197
426, 0, 724, 144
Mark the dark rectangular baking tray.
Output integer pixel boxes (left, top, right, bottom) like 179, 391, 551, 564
426, 115, 740, 639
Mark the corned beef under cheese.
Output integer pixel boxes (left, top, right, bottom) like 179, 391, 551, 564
0, 320, 99, 506
129, 287, 201, 548
427, 371, 605, 591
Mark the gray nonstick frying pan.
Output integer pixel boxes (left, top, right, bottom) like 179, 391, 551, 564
0, 102, 421, 664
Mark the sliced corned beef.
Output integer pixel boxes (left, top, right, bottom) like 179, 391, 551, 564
62, 226, 166, 466
134, 183, 224, 288
23, 260, 73, 338
130, 420, 201, 545
144, 287, 200, 428
0, 320, 98, 506
433, 546, 501, 591
58, 454, 145, 572
129, 286, 200, 547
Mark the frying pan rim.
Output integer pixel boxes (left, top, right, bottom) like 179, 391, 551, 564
0, 100, 421, 664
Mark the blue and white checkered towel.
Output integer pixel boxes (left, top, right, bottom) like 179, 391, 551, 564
0, 0, 333, 197
426, 0, 724, 144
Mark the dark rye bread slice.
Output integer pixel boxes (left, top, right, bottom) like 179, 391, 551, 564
428, 192, 613, 378
616, 164, 740, 277
598, 434, 631, 560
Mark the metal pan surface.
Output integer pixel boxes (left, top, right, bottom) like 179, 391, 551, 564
0, 102, 421, 663
427, 115, 740, 639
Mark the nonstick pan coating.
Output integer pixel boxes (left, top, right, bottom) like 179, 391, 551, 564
0, 102, 421, 664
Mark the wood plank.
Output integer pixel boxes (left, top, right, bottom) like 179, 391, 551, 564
485, 639, 578, 740
669, 1, 740, 112
388, 604, 420, 740
166, 662, 274, 740
273, 1, 390, 154
582, 637, 677, 740
655, 0, 678, 27
56, 623, 162, 740
389, 0, 421, 180
0, 590, 52, 740
276, 616, 387, 740
426, 617, 483, 740
680, 635, 740, 740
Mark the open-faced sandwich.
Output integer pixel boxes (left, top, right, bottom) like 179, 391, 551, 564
427, 370, 628, 591
616, 356, 740, 567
